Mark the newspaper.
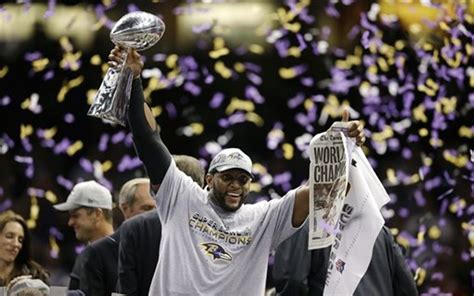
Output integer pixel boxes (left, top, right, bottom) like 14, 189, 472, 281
308, 122, 354, 250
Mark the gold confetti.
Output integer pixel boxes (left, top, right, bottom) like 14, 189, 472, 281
190, 123, 204, 135
282, 143, 294, 160
234, 63, 245, 73
27, 196, 39, 229
395, 40, 406, 50
90, 55, 102, 65
419, 128, 429, 137
283, 22, 301, 33
226, 97, 255, 114
417, 84, 436, 97
213, 37, 225, 49
407, 173, 420, 185
412, 104, 428, 122
422, 155, 432, 166
428, 226, 441, 240
209, 48, 230, 59
319, 96, 349, 120
102, 160, 113, 172
367, 64, 378, 75
458, 126, 473, 138
151, 106, 162, 117
57, 76, 85, 102
443, 150, 468, 168
287, 47, 301, 58
249, 44, 264, 55
429, 137, 443, 148
439, 21, 450, 31
435, 97, 457, 114
417, 228, 425, 244
461, 222, 474, 232
87, 89, 97, 105
245, 112, 264, 126
0, 66, 8, 78
277, 8, 295, 24
45, 191, 57, 203
60, 52, 82, 71
20, 124, 33, 139
253, 163, 268, 175
250, 182, 262, 193
166, 54, 178, 68
66, 141, 83, 156
59, 36, 74, 52
215, 61, 232, 79
304, 98, 314, 111
386, 168, 397, 185
32, 58, 49, 72
279, 67, 297, 79
49, 235, 60, 257
466, 44, 473, 60
414, 268, 426, 286
449, 199, 466, 214
372, 126, 394, 142
21, 98, 31, 110
336, 51, 362, 69
389, 227, 399, 236
377, 57, 389, 72
396, 235, 409, 250
44, 127, 58, 139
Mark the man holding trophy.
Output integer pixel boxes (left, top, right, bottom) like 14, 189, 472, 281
90, 10, 366, 296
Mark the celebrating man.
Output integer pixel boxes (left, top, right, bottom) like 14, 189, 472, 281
107, 46, 365, 295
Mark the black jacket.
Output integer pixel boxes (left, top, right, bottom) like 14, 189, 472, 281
69, 252, 84, 290
273, 226, 418, 296
79, 230, 120, 296
117, 210, 162, 296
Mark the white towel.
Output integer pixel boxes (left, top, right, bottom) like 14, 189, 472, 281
323, 147, 390, 295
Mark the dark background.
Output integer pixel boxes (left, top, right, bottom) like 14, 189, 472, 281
0, 0, 472, 294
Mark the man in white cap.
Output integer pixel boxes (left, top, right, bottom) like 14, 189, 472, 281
77, 178, 155, 296
108, 47, 366, 295
54, 180, 114, 291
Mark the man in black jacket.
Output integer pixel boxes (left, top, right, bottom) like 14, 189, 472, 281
117, 155, 205, 296
78, 178, 155, 296
273, 225, 418, 296
53, 180, 114, 291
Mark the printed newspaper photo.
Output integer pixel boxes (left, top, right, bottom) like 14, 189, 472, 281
308, 122, 352, 249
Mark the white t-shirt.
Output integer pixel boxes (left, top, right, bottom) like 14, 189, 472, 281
148, 160, 303, 296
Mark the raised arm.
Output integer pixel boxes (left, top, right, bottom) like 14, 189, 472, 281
108, 47, 172, 188
291, 110, 366, 227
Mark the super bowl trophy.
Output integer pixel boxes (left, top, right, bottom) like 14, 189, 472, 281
88, 11, 165, 126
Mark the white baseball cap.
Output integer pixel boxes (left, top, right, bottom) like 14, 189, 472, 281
54, 180, 113, 211
208, 148, 253, 177
8, 277, 49, 296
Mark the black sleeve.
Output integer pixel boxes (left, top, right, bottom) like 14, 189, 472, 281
117, 221, 138, 295
68, 253, 84, 290
79, 247, 104, 296
385, 228, 418, 296
128, 78, 172, 185
273, 228, 311, 296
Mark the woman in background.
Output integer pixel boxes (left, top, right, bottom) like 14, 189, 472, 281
0, 210, 48, 287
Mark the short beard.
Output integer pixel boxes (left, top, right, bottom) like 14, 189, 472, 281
209, 189, 241, 212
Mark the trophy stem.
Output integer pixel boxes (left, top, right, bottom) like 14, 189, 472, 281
87, 51, 132, 126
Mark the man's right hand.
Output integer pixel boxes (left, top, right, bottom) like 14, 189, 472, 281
108, 46, 144, 79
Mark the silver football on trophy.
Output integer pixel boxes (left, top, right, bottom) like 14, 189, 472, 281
110, 11, 165, 50
87, 11, 165, 126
